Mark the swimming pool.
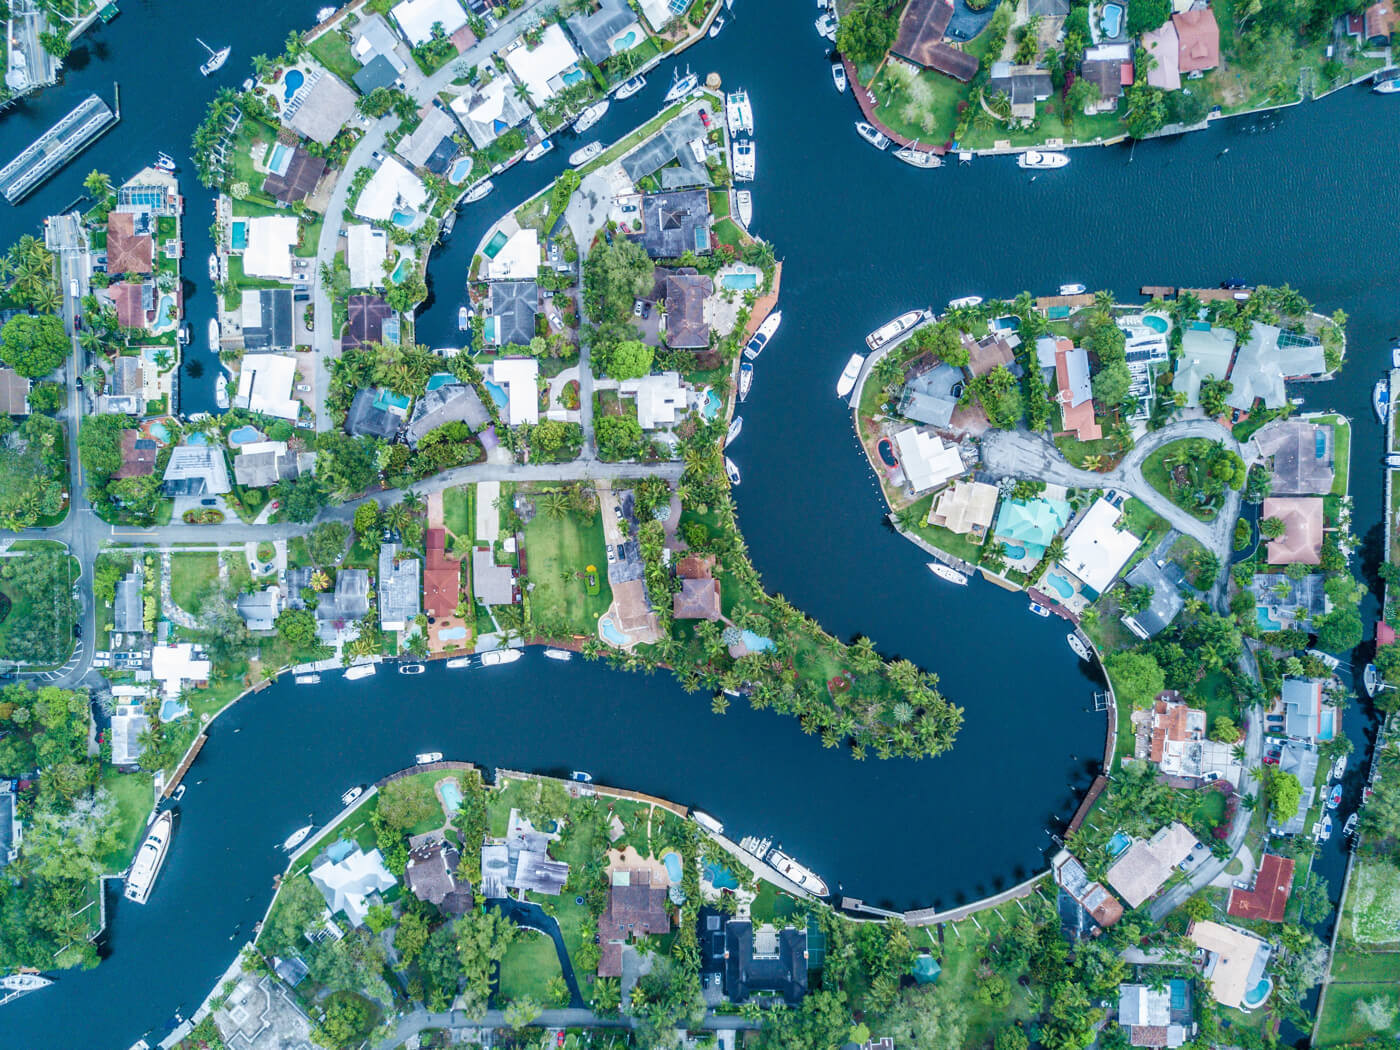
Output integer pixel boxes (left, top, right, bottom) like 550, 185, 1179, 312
1241, 976, 1272, 1010
148, 422, 171, 443
390, 257, 411, 283
561, 66, 585, 86
426, 372, 457, 392
186, 432, 209, 446
991, 315, 1022, 331
438, 626, 467, 641
740, 630, 774, 652
599, 616, 627, 646
1101, 1, 1123, 36
1319, 708, 1336, 741
149, 294, 177, 333
1045, 572, 1075, 600
326, 838, 355, 863
484, 380, 509, 408
1190, 320, 1212, 331
484, 230, 509, 258
610, 29, 638, 52
721, 272, 758, 291
877, 438, 898, 467
1168, 979, 1188, 1011
449, 157, 473, 185
282, 69, 304, 102
230, 220, 248, 250
1106, 830, 1132, 857
159, 698, 189, 722
1001, 543, 1027, 560
1256, 607, 1281, 631
267, 142, 292, 175
661, 850, 683, 883
439, 778, 464, 811
391, 209, 416, 228
228, 425, 264, 446
701, 389, 721, 419
694, 227, 709, 252
703, 861, 738, 889
1142, 313, 1169, 333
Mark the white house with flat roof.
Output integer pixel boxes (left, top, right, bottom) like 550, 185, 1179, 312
347, 224, 388, 288
391, 0, 468, 45
354, 156, 428, 224
504, 23, 581, 104
620, 371, 686, 429
893, 427, 966, 494
490, 357, 539, 426
1059, 497, 1142, 594
234, 354, 300, 420
242, 215, 299, 280
151, 643, 212, 700
486, 228, 539, 280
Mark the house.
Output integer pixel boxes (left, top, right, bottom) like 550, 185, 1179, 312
345, 387, 404, 440
513, 849, 570, 895
893, 427, 965, 493
110, 702, 148, 767
239, 287, 295, 352
262, 146, 327, 206
1261, 496, 1324, 565
598, 868, 672, 976
1251, 419, 1334, 495
107, 281, 154, 331
405, 842, 473, 914
479, 842, 511, 898
397, 101, 461, 174
1282, 676, 1324, 742
489, 357, 540, 426
1361, 0, 1399, 44
113, 572, 145, 634
504, 23, 582, 104
1117, 982, 1192, 1048
1173, 8, 1220, 74
1228, 324, 1326, 411
347, 225, 389, 289
637, 189, 711, 259
1270, 739, 1319, 835
620, 371, 686, 430
988, 62, 1054, 120
317, 569, 371, 623
663, 271, 712, 348
450, 75, 533, 149
150, 642, 212, 700
162, 444, 231, 497
404, 383, 489, 447
342, 294, 397, 351
392, 0, 468, 45
106, 212, 153, 275
1250, 572, 1327, 632
309, 847, 397, 927
234, 353, 300, 420
354, 156, 428, 224
899, 360, 963, 428
1121, 558, 1184, 639
1059, 498, 1141, 595
1142, 20, 1181, 90
1053, 338, 1101, 441
927, 479, 998, 540
423, 528, 461, 617
116, 429, 158, 478
725, 920, 808, 1005
353, 54, 401, 95
1106, 822, 1199, 909
962, 331, 1018, 378
488, 280, 539, 347
349, 13, 407, 68
100, 355, 144, 414
378, 543, 422, 631
1227, 853, 1295, 923
286, 71, 359, 145
994, 493, 1072, 561
890, 0, 979, 80
472, 548, 517, 606
620, 111, 708, 186
237, 587, 282, 632
566, 0, 644, 65
1190, 921, 1272, 1010
1143, 692, 1205, 766
1172, 326, 1236, 409
1079, 44, 1133, 111
673, 555, 721, 620
1051, 849, 1123, 928
234, 440, 307, 488
0, 367, 30, 415
485, 229, 539, 282
0, 781, 19, 869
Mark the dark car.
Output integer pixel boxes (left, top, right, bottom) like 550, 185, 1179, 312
200, 498, 217, 506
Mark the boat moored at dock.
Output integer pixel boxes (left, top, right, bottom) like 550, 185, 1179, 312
463, 180, 494, 203
207, 318, 220, 351
1374, 377, 1389, 424
415, 752, 443, 765
282, 824, 313, 850
927, 562, 968, 585
616, 75, 646, 100
726, 415, 743, 445
865, 309, 923, 351
568, 142, 604, 166
725, 89, 754, 136
743, 311, 782, 359
855, 122, 890, 150
836, 353, 865, 398
124, 812, 173, 904
293, 674, 320, 685
831, 60, 847, 93
573, 100, 609, 133
1058, 283, 1086, 295
664, 67, 698, 103
344, 664, 376, 680
1373, 71, 1400, 93
1067, 633, 1092, 661
734, 189, 752, 226
524, 138, 553, 161
948, 295, 983, 309
544, 648, 573, 661
0, 972, 53, 1005
725, 456, 741, 485
739, 836, 829, 897
692, 810, 724, 834
480, 648, 522, 666
731, 139, 755, 181
340, 786, 363, 807
893, 145, 941, 168
738, 361, 754, 402
1018, 150, 1069, 169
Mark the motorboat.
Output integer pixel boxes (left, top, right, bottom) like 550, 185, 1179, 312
836, 353, 865, 398
1374, 377, 1389, 424
125, 812, 173, 904
1363, 662, 1381, 696
738, 361, 753, 402
831, 60, 847, 93
708, 14, 726, 36
155, 152, 176, 172
865, 309, 924, 351
692, 810, 724, 834
735, 189, 752, 226
739, 836, 829, 896
1392, 343, 1400, 368
293, 674, 320, 685
1018, 150, 1069, 169
544, 648, 573, 661
1331, 756, 1348, 782
316, 6, 336, 19
664, 67, 698, 104
743, 311, 782, 359
445, 657, 474, 669
725, 456, 741, 485
340, 786, 363, 807
568, 141, 604, 166
207, 318, 220, 351
927, 562, 968, 585
480, 648, 522, 666
215, 376, 231, 409
1373, 72, 1400, 93
570, 770, 593, 783
399, 663, 425, 675
415, 752, 443, 765
1068, 633, 1092, 661
574, 100, 609, 133
1059, 283, 1087, 295
198, 38, 230, 76
282, 823, 312, 851
1343, 812, 1359, 837
725, 89, 754, 136
893, 145, 942, 168
524, 138, 554, 162
726, 415, 742, 445
177, 321, 191, 345
855, 122, 890, 150
1029, 602, 1051, 617
208, 252, 218, 281
0, 973, 53, 1003
616, 75, 646, 100
815, 12, 837, 39
948, 295, 983, 309
1327, 783, 1343, 810
1316, 814, 1333, 842
344, 664, 376, 680
462, 180, 494, 203
731, 139, 755, 182
171, 784, 186, 802
458, 306, 470, 330
1307, 648, 1340, 671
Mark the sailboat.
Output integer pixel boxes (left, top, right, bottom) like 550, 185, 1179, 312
664, 66, 698, 104
198, 38, 231, 76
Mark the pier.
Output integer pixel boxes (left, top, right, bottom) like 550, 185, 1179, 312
0, 91, 119, 204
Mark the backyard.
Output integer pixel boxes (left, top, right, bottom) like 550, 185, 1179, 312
520, 491, 613, 636
101, 768, 154, 872
169, 552, 221, 615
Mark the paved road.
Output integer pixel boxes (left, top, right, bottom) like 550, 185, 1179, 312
375, 1006, 762, 1050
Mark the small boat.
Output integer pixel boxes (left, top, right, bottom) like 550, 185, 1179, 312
734, 189, 752, 226
340, 786, 363, 807
445, 656, 473, 669
738, 361, 754, 402
208, 317, 220, 351
725, 456, 741, 485
155, 152, 176, 173
1363, 662, 1380, 696
815, 12, 837, 39
1068, 633, 1092, 661
462, 180, 494, 204
1316, 814, 1333, 842
1374, 378, 1389, 424
282, 823, 312, 852
568, 141, 604, 166
344, 664, 376, 680
1327, 783, 1343, 810
1058, 283, 1087, 296
725, 89, 754, 136
726, 415, 742, 445
208, 252, 218, 282
98, 2, 119, 23
524, 138, 554, 162
709, 14, 726, 36
316, 5, 336, 19
948, 295, 983, 309
831, 60, 847, 93
692, 810, 724, 834
1029, 602, 1051, 617
1018, 150, 1069, 169
855, 122, 890, 150
865, 309, 923, 351
398, 663, 425, 675
457, 306, 470, 330
171, 784, 186, 802
1332, 754, 1348, 781
664, 67, 697, 104
544, 648, 573, 661
1307, 648, 1340, 671
743, 311, 782, 360
177, 321, 191, 345
615, 75, 646, 100
1290, 396, 1306, 406
893, 145, 942, 168
1392, 343, 1400, 368
125, 812, 174, 904
570, 770, 593, 783
836, 353, 865, 398
415, 752, 443, 765
293, 674, 321, 685
574, 100, 609, 133
1373, 74, 1400, 93
0, 972, 53, 1001
1343, 812, 1359, 837
480, 648, 522, 666
731, 139, 755, 182
197, 38, 230, 77
927, 562, 968, 585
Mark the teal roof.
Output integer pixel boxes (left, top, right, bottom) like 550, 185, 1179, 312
912, 956, 941, 984
994, 497, 1070, 547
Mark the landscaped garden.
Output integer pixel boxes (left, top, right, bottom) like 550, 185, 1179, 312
1142, 438, 1246, 521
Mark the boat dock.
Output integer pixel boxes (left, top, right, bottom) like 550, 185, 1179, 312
0, 91, 119, 204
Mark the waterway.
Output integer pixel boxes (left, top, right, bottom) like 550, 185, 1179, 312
0, 0, 1396, 1046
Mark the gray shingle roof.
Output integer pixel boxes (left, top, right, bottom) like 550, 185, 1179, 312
354, 55, 400, 95
725, 921, 808, 1005
566, 0, 637, 64
346, 388, 403, 440
620, 112, 707, 184
489, 280, 539, 347
637, 189, 711, 260
378, 543, 422, 627
404, 384, 490, 448
113, 573, 145, 633
1121, 559, 1184, 638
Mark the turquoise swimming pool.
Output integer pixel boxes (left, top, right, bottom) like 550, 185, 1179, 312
1190, 320, 1212, 331
439, 778, 464, 811
599, 616, 627, 646
1241, 976, 1272, 1010
1106, 830, 1132, 856
449, 157, 472, 184
1256, 606, 1281, 630
438, 626, 467, 641
484, 380, 508, 408
1001, 543, 1027, 560
228, 425, 264, 446
426, 372, 456, 391
391, 209, 416, 228
186, 432, 210, 446
741, 630, 774, 652
159, 698, 189, 722
1319, 709, 1336, 741
661, 850, 683, 882
1142, 313, 1169, 333
561, 66, 585, 86
704, 861, 738, 889
282, 69, 304, 102
148, 422, 171, 443
390, 257, 411, 283
267, 141, 292, 174
610, 29, 638, 51
721, 272, 758, 291
701, 389, 721, 419
1045, 572, 1075, 599
1101, 1, 1123, 36
230, 220, 248, 250
991, 315, 1021, 331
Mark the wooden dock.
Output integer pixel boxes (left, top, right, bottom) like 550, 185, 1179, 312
161, 733, 206, 798
1035, 293, 1096, 311
1140, 285, 1177, 298
1179, 286, 1251, 302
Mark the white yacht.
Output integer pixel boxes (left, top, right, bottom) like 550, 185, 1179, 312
725, 89, 754, 136
1018, 150, 1070, 169
124, 812, 173, 904
544, 648, 573, 661
1068, 633, 1092, 661
865, 309, 923, 351
1058, 283, 1087, 295
340, 786, 363, 807
1391, 343, 1400, 368
731, 139, 755, 182
198, 39, 230, 76
616, 75, 646, 100
738, 361, 754, 402
445, 657, 474, 669
893, 145, 942, 168
208, 252, 218, 282
524, 138, 554, 161
282, 824, 313, 851
836, 353, 865, 398
415, 752, 443, 765
0, 973, 53, 1004
726, 415, 743, 445
463, 180, 494, 203
739, 836, 829, 896
734, 189, 753, 226
855, 122, 890, 150
948, 295, 984, 309
398, 663, 425, 675
1332, 755, 1348, 781
344, 664, 376, 680
725, 456, 741, 485
1373, 72, 1400, 93
1029, 602, 1051, 617
664, 67, 698, 103
831, 60, 847, 93
708, 14, 726, 36
692, 810, 724, 834
480, 648, 522, 666
1374, 377, 1389, 424
927, 562, 968, 585
293, 674, 320, 685
815, 12, 837, 39
743, 311, 782, 359
207, 318, 220, 351
573, 100, 609, 133
568, 141, 604, 166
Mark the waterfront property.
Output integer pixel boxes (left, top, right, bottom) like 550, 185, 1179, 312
1055, 497, 1141, 598
1250, 418, 1335, 495
1051, 849, 1123, 930
1190, 920, 1272, 1011
993, 488, 1072, 566
1117, 981, 1196, 1048
1261, 496, 1324, 565
308, 846, 397, 927
1226, 852, 1295, 923
927, 479, 999, 541
1105, 822, 1200, 909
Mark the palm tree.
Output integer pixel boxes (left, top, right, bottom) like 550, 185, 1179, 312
83, 170, 111, 199
32, 283, 61, 314
514, 82, 534, 106
541, 490, 569, 520
710, 693, 729, 715
385, 502, 411, 534
402, 489, 425, 513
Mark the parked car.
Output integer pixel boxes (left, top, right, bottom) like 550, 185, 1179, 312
200, 498, 217, 506
296, 384, 311, 393
606, 545, 617, 563
633, 299, 644, 317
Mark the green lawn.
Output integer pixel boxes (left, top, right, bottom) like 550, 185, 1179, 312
1121, 497, 1169, 542
938, 897, 1040, 1047
1331, 951, 1400, 982
497, 929, 563, 1003
709, 189, 730, 221
308, 30, 362, 83
442, 485, 474, 544
1316, 981, 1400, 1045
169, 553, 220, 615
521, 498, 613, 636
1187, 668, 1236, 729
1191, 786, 1228, 826
225, 255, 289, 310
1348, 859, 1400, 945
750, 881, 800, 925
713, 217, 744, 250
101, 768, 153, 873
895, 493, 986, 565
1141, 439, 1224, 521
1054, 433, 1125, 470
1312, 414, 1351, 497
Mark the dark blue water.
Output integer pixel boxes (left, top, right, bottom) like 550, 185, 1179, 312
1, 1, 1396, 1046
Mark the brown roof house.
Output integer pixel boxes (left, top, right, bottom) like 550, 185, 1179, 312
1251, 419, 1334, 495
673, 555, 721, 621
405, 841, 474, 915
0, 367, 30, 416
423, 528, 462, 618
106, 212, 153, 275
663, 272, 712, 349
1227, 853, 1295, 923
892, 0, 954, 66
1107, 822, 1199, 909
1173, 9, 1220, 74
598, 869, 673, 977
263, 144, 328, 205
116, 428, 158, 478
108, 281, 154, 330
1052, 849, 1123, 929
1262, 496, 1324, 565
1363, 0, 1398, 44
962, 331, 1018, 378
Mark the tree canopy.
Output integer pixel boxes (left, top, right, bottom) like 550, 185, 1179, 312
1, 314, 68, 378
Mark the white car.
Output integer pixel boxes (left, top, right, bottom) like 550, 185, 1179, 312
606, 545, 617, 563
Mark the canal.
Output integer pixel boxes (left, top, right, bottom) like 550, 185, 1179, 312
0, 0, 1396, 1046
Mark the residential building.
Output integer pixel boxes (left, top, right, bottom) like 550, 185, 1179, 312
342, 294, 396, 351
116, 429, 158, 478
621, 371, 687, 430
1172, 326, 1236, 409
620, 111, 708, 186
1251, 419, 1334, 495
1106, 822, 1199, 908
239, 287, 295, 352
113, 572, 145, 634
103, 354, 146, 415
0, 367, 31, 415
927, 479, 998, 540
637, 189, 712, 259
512, 849, 569, 895
354, 156, 428, 224
349, 13, 406, 69
404, 383, 490, 448
484, 228, 539, 281
392, 0, 468, 44
1227, 853, 1295, 923
1360, 0, 1399, 44
0, 781, 19, 869
673, 554, 721, 621
1261, 496, 1324, 565
422, 528, 461, 618
161, 444, 231, 497
309, 847, 397, 927
598, 868, 672, 976
988, 61, 1054, 120
396, 101, 461, 174
489, 357, 540, 426
487, 280, 539, 347
234, 354, 300, 420
566, 0, 643, 65
1142, 20, 1181, 90
503, 23, 582, 103
286, 72, 359, 145
1121, 558, 1184, 639
150, 642, 212, 700
472, 548, 517, 606
1173, 9, 1220, 75
1270, 739, 1319, 836
1117, 982, 1193, 1048
1079, 44, 1133, 112
893, 427, 966, 493
346, 387, 405, 440
890, 0, 978, 81
1227, 323, 1325, 412
347, 225, 389, 289
1051, 849, 1123, 928
317, 569, 371, 624
405, 842, 473, 914
237, 587, 282, 632
242, 215, 299, 280
354, 53, 401, 94
263, 145, 327, 205
1281, 676, 1325, 742
378, 543, 422, 631
234, 439, 308, 489
724, 920, 808, 1005
962, 330, 1018, 378
899, 359, 963, 428
1053, 338, 1101, 441
994, 492, 1072, 562
107, 281, 155, 331
663, 271, 712, 348
1250, 572, 1328, 632
1190, 921, 1272, 1010
1059, 498, 1142, 595
106, 211, 153, 275
1142, 693, 1206, 772
479, 842, 511, 898
110, 701, 148, 767
450, 74, 532, 149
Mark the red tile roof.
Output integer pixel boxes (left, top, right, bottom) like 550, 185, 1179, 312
1365, 0, 1398, 40
109, 282, 149, 330
115, 428, 158, 478
1053, 339, 1102, 441
1227, 853, 1295, 922
106, 212, 153, 275
673, 577, 721, 620
423, 527, 461, 617
1173, 9, 1220, 72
